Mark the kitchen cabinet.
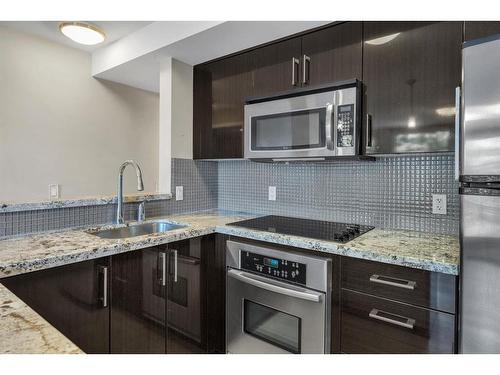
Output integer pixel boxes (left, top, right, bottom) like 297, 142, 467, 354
464, 21, 500, 42
2, 258, 110, 354
110, 246, 166, 353
166, 237, 209, 354
340, 257, 457, 354
249, 37, 302, 96
110, 236, 213, 354
193, 53, 253, 159
2, 235, 215, 354
301, 21, 362, 86
341, 289, 456, 354
193, 22, 363, 159
363, 21, 463, 154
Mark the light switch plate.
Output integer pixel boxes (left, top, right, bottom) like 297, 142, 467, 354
432, 194, 447, 215
49, 184, 60, 200
268, 186, 276, 201
175, 186, 184, 201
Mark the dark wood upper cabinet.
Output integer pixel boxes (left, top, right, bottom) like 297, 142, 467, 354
363, 21, 463, 154
249, 37, 302, 97
464, 21, 500, 42
302, 22, 362, 86
2, 258, 110, 354
193, 52, 253, 159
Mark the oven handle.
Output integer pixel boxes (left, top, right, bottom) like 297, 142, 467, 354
227, 269, 323, 303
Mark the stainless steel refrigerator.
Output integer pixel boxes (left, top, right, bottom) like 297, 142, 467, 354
459, 35, 500, 353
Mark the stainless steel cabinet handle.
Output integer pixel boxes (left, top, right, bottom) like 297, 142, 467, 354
98, 265, 108, 308
173, 249, 178, 283
369, 308, 415, 329
227, 269, 323, 303
302, 54, 311, 84
366, 114, 373, 148
369, 274, 416, 290
455, 86, 461, 181
159, 252, 167, 286
291, 57, 300, 86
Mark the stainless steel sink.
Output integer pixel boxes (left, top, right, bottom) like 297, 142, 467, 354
91, 221, 187, 239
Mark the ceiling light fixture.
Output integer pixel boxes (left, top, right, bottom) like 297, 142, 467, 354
365, 33, 401, 46
59, 22, 106, 45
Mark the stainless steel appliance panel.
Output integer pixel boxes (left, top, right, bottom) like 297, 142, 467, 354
462, 38, 500, 176
460, 193, 500, 353
225, 240, 331, 354
227, 270, 327, 354
244, 86, 358, 160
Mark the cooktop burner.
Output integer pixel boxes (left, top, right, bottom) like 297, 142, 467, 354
227, 215, 374, 243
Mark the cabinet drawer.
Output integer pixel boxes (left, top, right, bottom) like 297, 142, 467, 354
341, 289, 455, 354
341, 257, 456, 313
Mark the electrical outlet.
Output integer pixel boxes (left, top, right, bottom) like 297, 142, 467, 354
432, 194, 447, 215
175, 186, 184, 201
268, 186, 276, 201
48, 184, 60, 200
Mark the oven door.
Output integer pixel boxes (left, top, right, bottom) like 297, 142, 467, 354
226, 269, 328, 354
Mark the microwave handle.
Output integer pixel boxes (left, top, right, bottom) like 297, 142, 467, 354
325, 103, 334, 151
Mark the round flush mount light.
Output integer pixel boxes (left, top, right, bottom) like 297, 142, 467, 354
59, 22, 106, 45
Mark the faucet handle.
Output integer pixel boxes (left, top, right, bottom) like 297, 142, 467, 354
137, 202, 146, 222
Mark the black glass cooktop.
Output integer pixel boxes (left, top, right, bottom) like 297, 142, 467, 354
227, 215, 374, 243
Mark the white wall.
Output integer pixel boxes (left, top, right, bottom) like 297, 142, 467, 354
0, 26, 159, 203
171, 59, 193, 159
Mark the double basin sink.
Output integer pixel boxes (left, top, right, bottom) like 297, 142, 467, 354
91, 221, 187, 239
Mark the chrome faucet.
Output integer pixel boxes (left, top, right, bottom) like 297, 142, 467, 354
116, 160, 144, 224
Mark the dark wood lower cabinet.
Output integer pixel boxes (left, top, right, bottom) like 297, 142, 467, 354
110, 247, 166, 354
110, 236, 214, 354
2, 258, 110, 354
341, 289, 455, 354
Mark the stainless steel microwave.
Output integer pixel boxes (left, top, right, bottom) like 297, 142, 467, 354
244, 80, 361, 161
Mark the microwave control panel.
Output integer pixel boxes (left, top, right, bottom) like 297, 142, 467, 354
336, 104, 355, 148
240, 251, 306, 285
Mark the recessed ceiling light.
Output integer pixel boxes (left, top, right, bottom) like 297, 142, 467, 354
59, 22, 106, 45
365, 33, 401, 46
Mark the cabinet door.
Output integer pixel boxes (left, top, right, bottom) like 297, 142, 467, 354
193, 52, 253, 159
2, 258, 110, 353
250, 37, 302, 97
301, 22, 362, 86
110, 247, 166, 353
166, 236, 213, 353
363, 22, 462, 154
464, 21, 500, 42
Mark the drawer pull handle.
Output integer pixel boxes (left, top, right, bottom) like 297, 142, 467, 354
369, 308, 415, 330
369, 274, 416, 290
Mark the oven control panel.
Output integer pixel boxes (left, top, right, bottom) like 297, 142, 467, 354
336, 104, 355, 148
241, 251, 306, 285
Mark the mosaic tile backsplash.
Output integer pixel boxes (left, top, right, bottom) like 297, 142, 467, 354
0, 153, 459, 237
218, 153, 459, 235
0, 159, 218, 237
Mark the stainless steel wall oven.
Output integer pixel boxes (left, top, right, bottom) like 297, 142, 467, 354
226, 240, 332, 354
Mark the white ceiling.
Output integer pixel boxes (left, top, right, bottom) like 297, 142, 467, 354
0, 21, 152, 52
1, 21, 333, 93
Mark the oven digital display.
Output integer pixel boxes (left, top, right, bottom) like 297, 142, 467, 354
264, 257, 279, 268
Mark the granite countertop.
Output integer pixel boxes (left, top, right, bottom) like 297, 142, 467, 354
0, 209, 459, 353
0, 209, 459, 279
0, 283, 82, 354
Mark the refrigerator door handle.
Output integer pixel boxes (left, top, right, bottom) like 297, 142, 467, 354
455, 86, 461, 181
